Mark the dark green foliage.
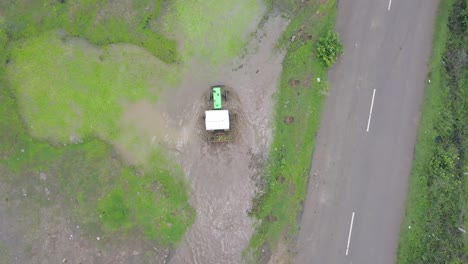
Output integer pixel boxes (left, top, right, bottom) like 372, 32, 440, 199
422, 148, 464, 263
398, 0, 467, 263
316, 30, 343, 67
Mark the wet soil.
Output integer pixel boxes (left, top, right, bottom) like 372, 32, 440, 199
145, 14, 289, 264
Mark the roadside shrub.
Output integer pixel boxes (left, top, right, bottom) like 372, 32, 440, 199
316, 30, 343, 67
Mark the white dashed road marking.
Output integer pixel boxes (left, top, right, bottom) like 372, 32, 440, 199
346, 212, 355, 256
366, 89, 376, 132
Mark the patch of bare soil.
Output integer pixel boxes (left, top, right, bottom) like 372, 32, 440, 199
126, 13, 289, 264
267, 239, 290, 264
0, 167, 170, 264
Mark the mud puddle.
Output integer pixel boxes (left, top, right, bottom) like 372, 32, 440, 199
143, 13, 290, 264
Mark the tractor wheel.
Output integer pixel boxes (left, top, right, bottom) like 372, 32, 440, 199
209, 92, 213, 101
223, 90, 229, 101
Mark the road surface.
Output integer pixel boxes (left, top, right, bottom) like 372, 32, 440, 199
295, 0, 439, 263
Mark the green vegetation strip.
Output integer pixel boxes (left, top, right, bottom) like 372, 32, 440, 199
246, 1, 338, 262
1, 0, 176, 63
397, 0, 467, 263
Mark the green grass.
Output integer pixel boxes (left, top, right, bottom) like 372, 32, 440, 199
1, 0, 177, 63
0, 84, 195, 245
397, 0, 467, 263
162, 0, 263, 64
245, 1, 337, 262
7, 30, 178, 143
96, 165, 194, 243
465, 163, 468, 255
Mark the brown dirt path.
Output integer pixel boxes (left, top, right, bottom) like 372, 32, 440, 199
134, 13, 289, 264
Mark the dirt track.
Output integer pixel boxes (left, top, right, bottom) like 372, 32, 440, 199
146, 13, 289, 264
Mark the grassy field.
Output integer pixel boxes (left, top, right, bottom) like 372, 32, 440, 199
8, 31, 178, 143
1, 0, 177, 63
245, 0, 338, 262
1, 0, 267, 249
1, 1, 196, 244
397, 0, 468, 263
162, 0, 263, 64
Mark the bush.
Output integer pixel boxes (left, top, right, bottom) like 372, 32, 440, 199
316, 30, 343, 67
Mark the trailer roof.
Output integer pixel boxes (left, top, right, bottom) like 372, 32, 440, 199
212, 87, 222, 109
205, 110, 230, 130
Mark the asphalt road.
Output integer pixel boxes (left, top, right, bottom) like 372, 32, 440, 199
295, 0, 439, 263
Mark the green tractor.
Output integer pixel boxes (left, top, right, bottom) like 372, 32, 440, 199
204, 86, 234, 143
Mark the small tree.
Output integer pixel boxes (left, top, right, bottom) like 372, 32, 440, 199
316, 30, 343, 67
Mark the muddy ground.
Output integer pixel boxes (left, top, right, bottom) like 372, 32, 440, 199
146, 13, 289, 264
0, 12, 288, 264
